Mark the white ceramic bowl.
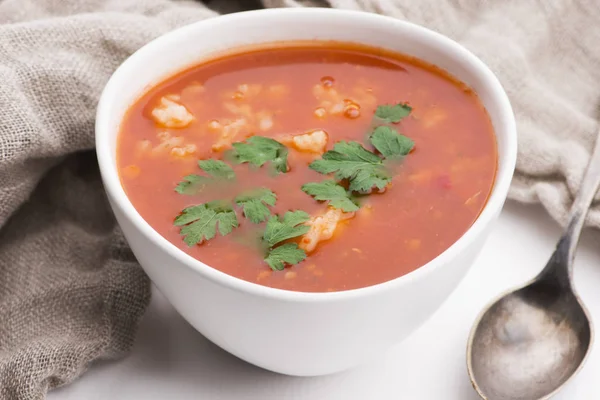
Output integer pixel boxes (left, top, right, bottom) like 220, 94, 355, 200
96, 8, 516, 376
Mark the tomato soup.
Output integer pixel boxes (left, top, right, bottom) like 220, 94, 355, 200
117, 42, 497, 292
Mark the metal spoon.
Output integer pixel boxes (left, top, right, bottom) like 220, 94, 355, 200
467, 132, 600, 399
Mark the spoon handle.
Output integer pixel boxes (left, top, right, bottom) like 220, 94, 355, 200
541, 128, 600, 284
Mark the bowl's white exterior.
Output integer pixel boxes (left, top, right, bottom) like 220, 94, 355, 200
96, 9, 517, 376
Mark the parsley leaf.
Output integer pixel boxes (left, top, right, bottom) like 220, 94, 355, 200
230, 136, 289, 173
198, 159, 236, 179
309, 141, 391, 193
264, 243, 307, 271
175, 175, 205, 195
175, 159, 235, 195
235, 188, 277, 224
370, 126, 414, 158
174, 200, 238, 246
375, 103, 412, 123
301, 180, 359, 212
263, 210, 311, 248
262, 211, 311, 270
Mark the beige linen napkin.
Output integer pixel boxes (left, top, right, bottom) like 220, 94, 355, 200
1, 0, 599, 399
0, 1, 234, 399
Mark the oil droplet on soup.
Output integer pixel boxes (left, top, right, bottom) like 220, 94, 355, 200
117, 42, 497, 293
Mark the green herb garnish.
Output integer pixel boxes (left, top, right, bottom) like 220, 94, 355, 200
174, 200, 238, 246
375, 103, 412, 123
263, 210, 311, 248
175, 159, 235, 195
235, 188, 277, 224
172, 100, 416, 269
370, 126, 414, 158
301, 180, 359, 212
264, 243, 307, 271
309, 141, 391, 193
262, 210, 311, 271
230, 136, 289, 173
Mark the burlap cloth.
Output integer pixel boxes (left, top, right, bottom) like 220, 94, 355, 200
0, 0, 598, 398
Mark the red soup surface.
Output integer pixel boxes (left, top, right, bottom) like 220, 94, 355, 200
117, 42, 497, 293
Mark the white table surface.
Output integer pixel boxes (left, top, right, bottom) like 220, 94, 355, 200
49, 200, 600, 399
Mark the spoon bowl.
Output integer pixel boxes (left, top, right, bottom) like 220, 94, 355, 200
468, 279, 592, 399
467, 126, 600, 399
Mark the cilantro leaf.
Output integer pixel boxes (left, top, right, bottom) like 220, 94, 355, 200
198, 159, 236, 179
263, 210, 311, 248
370, 126, 414, 158
174, 200, 238, 246
309, 141, 391, 193
175, 159, 235, 195
301, 180, 359, 212
375, 103, 412, 123
230, 136, 289, 173
235, 188, 277, 224
175, 174, 207, 195
264, 243, 307, 271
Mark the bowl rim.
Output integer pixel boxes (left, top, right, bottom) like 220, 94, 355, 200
96, 7, 517, 303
